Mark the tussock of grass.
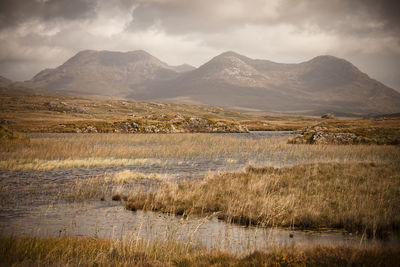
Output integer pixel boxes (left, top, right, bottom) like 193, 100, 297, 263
127, 162, 400, 236
107, 170, 164, 184
0, 236, 399, 267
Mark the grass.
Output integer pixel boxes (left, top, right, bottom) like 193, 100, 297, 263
1, 133, 399, 170
0, 157, 162, 171
62, 170, 164, 202
1, 236, 399, 267
106, 170, 165, 184
126, 162, 400, 237
63, 176, 110, 202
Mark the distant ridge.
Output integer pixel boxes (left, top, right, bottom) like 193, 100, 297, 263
0, 75, 12, 87
16, 50, 400, 115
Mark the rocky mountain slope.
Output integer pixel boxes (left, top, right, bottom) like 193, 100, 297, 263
131, 51, 400, 115
20, 50, 400, 115
24, 50, 194, 97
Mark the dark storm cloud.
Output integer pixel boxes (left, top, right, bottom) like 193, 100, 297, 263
127, 0, 400, 36
0, 0, 96, 29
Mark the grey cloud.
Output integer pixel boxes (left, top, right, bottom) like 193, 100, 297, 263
0, 0, 96, 30
275, 0, 400, 37
126, 0, 400, 37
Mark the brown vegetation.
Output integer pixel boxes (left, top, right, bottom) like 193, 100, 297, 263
126, 162, 400, 237
1, 236, 399, 267
1, 133, 399, 171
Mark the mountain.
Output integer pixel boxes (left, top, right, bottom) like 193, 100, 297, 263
23, 50, 400, 115
0, 75, 12, 87
129, 51, 400, 115
24, 50, 193, 96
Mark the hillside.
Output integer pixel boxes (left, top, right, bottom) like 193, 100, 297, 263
23, 50, 194, 97
0, 76, 12, 87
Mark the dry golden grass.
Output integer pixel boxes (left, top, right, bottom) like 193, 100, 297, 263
1, 236, 399, 267
106, 170, 165, 184
1, 133, 399, 170
62, 176, 109, 202
0, 158, 162, 171
127, 162, 400, 236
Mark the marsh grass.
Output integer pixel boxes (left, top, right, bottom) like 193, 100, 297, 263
126, 162, 400, 237
0, 158, 162, 171
1, 133, 399, 170
62, 170, 163, 202
106, 170, 165, 184
63, 176, 110, 202
0, 236, 399, 266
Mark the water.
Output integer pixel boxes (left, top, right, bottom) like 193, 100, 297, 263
2, 201, 398, 255
1, 131, 398, 254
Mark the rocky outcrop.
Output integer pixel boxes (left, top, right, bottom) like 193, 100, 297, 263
321, 113, 334, 119
289, 126, 366, 145
56, 117, 248, 134
180, 117, 248, 133
289, 131, 359, 145
44, 101, 90, 114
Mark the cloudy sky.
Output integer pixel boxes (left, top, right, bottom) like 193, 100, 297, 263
0, 0, 399, 90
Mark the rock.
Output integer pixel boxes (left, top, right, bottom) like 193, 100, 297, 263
183, 117, 207, 129
237, 125, 249, 132
131, 122, 140, 131
71, 106, 90, 114
321, 113, 334, 119
289, 131, 358, 145
172, 114, 185, 122
168, 124, 183, 133
86, 126, 97, 133
312, 132, 357, 144
144, 125, 161, 133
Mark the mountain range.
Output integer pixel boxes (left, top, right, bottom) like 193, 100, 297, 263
3, 50, 400, 115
